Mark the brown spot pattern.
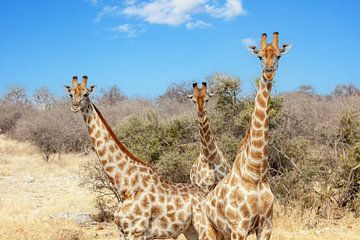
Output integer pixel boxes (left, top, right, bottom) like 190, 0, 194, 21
151, 205, 162, 217
98, 147, 106, 157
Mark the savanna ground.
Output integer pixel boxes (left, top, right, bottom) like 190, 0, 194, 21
1, 135, 359, 240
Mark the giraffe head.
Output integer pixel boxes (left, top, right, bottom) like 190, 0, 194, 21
187, 82, 214, 115
248, 32, 291, 81
64, 76, 96, 112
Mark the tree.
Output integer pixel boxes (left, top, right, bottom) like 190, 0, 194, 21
2, 86, 28, 104
297, 85, 315, 95
33, 87, 56, 110
159, 81, 192, 103
97, 86, 127, 105
209, 73, 242, 123
333, 84, 360, 97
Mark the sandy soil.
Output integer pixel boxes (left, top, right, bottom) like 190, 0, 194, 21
0, 135, 359, 240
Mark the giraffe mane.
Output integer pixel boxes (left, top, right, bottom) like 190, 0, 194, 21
92, 103, 153, 169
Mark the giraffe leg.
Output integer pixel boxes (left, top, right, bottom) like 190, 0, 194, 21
116, 200, 151, 240
114, 205, 127, 240
114, 203, 129, 240
190, 206, 202, 239
230, 231, 247, 240
196, 209, 219, 240
126, 235, 146, 240
230, 221, 249, 240
255, 220, 272, 240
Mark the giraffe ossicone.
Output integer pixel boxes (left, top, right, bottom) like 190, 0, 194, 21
187, 81, 230, 193
198, 32, 291, 240
64, 76, 206, 240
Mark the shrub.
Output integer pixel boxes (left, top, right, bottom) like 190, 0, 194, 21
159, 81, 192, 103
0, 102, 32, 134
33, 87, 56, 110
80, 159, 120, 221
96, 85, 127, 106
2, 86, 29, 104
12, 103, 89, 161
115, 111, 198, 182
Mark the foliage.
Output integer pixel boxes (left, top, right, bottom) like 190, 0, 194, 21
33, 87, 56, 110
210, 73, 242, 126
96, 85, 127, 106
115, 112, 197, 182
159, 81, 192, 103
1, 76, 360, 218
333, 84, 360, 97
0, 102, 30, 134
2, 86, 29, 104
12, 103, 88, 161
80, 159, 120, 221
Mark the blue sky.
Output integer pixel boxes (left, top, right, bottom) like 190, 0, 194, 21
0, 0, 359, 98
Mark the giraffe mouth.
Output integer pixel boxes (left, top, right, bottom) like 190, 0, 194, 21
263, 72, 275, 81
198, 111, 206, 117
71, 106, 81, 112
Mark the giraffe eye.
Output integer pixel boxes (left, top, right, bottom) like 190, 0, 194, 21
83, 93, 89, 97
69, 94, 73, 98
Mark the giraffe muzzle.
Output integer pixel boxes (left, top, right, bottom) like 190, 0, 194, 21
263, 72, 275, 81
71, 105, 81, 113
198, 111, 206, 117
264, 66, 275, 73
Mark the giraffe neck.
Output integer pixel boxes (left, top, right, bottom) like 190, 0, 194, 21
198, 113, 220, 164
235, 76, 272, 183
82, 103, 154, 195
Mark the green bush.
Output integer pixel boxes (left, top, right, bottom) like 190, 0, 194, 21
115, 111, 198, 182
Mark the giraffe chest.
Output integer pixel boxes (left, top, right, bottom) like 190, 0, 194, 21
116, 187, 196, 239
150, 202, 193, 238
190, 157, 216, 192
203, 178, 274, 235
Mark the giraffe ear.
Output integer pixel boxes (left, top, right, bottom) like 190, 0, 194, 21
208, 93, 215, 98
64, 85, 71, 93
186, 94, 193, 99
247, 46, 260, 56
88, 85, 96, 93
280, 44, 291, 56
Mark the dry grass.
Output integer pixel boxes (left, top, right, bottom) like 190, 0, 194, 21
0, 134, 118, 240
0, 134, 38, 155
0, 135, 359, 240
269, 205, 360, 240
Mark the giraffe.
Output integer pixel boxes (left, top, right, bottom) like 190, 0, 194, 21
187, 82, 230, 193
64, 76, 207, 240
198, 32, 291, 240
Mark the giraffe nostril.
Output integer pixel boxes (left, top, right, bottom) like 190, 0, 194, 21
265, 67, 274, 73
72, 103, 81, 109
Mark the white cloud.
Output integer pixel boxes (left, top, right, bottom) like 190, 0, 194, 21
205, 0, 245, 20
91, 0, 246, 33
109, 24, 145, 37
94, 5, 122, 23
186, 20, 211, 29
123, 0, 205, 26
241, 38, 256, 46
122, 0, 245, 26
